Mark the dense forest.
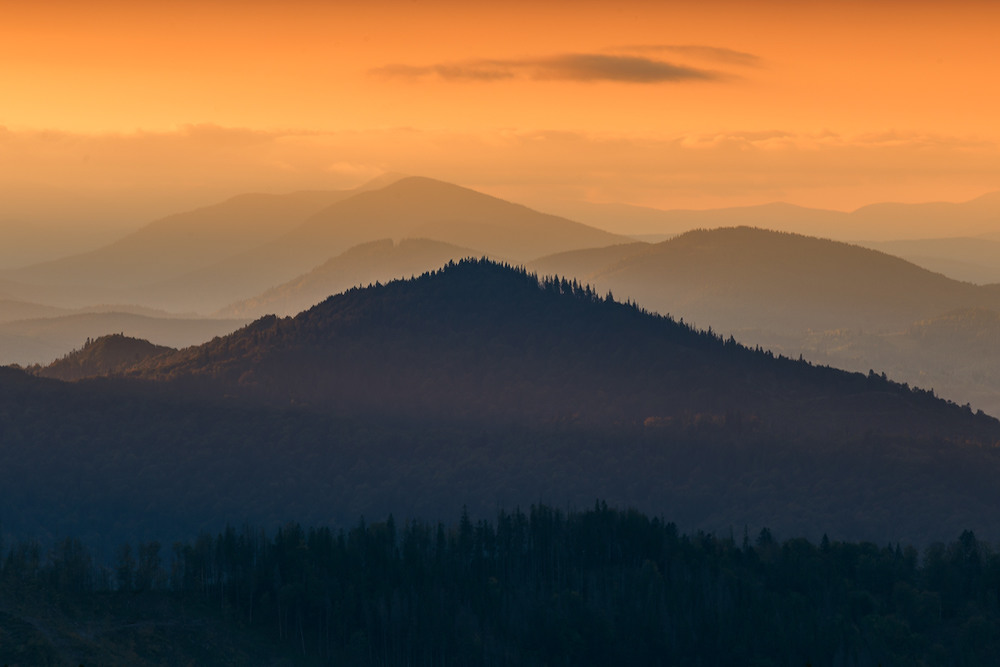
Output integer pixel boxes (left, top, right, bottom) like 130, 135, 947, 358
2, 504, 1000, 666
36, 333, 173, 381
121, 259, 999, 439
5, 260, 1000, 551
6, 260, 1000, 663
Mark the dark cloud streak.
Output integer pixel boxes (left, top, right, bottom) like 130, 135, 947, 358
531, 54, 718, 82
371, 53, 721, 84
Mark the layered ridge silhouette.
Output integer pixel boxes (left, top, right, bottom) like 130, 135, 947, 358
7, 260, 1000, 549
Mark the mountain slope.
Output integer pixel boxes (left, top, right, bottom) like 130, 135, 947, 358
158, 177, 630, 312
527, 241, 649, 285
5, 189, 354, 297
218, 237, 480, 319
852, 190, 1000, 239
37, 333, 174, 381
773, 308, 1000, 413
6, 261, 1000, 549
129, 259, 998, 440
284, 176, 628, 262
531, 227, 1000, 335
860, 237, 1000, 284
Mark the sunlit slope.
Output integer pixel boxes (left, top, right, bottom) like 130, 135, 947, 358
533, 227, 1000, 334
37, 333, 174, 381
7, 190, 353, 292
218, 237, 480, 319
159, 177, 629, 312
127, 259, 996, 440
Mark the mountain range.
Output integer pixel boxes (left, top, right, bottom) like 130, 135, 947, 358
9, 260, 1000, 550
525, 228, 1000, 415
9, 190, 351, 293
120, 259, 988, 435
2, 176, 626, 313
551, 190, 1000, 243
530, 227, 1000, 335
4, 179, 1000, 420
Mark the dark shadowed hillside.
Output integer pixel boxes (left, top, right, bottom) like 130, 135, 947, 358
528, 230, 1000, 414
37, 333, 175, 381
751, 308, 1000, 416
5, 260, 1000, 551
130, 259, 998, 441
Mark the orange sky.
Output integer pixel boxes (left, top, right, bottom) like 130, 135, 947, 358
2, 0, 999, 220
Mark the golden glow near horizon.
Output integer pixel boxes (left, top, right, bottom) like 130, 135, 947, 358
2, 0, 999, 216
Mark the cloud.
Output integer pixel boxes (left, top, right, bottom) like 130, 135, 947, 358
531, 54, 720, 82
620, 45, 761, 67
372, 63, 516, 82
371, 53, 721, 84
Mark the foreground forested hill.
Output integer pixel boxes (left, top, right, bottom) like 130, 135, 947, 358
123, 259, 1000, 439
4, 260, 1000, 550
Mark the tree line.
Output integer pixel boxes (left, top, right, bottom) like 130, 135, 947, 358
4, 503, 1000, 665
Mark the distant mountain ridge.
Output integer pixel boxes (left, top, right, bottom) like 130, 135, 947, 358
530, 226, 1000, 335
156, 177, 629, 312
6, 176, 998, 315
7, 190, 354, 293
0, 311, 247, 367
552, 189, 1000, 242
859, 237, 1000, 284
0, 298, 71, 323
218, 237, 481, 319
3, 176, 629, 313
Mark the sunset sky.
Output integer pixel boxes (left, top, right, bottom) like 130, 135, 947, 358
2, 0, 999, 228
